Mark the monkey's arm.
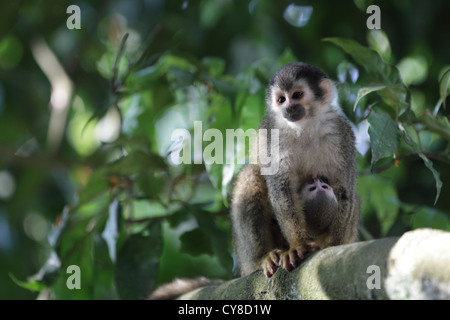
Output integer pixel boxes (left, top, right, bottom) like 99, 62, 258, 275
265, 173, 306, 245
323, 116, 359, 246
230, 165, 280, 276
325, 183, 360, 245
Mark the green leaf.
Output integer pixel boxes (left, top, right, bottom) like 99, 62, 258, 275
399, 124, 443, 204
9, 273, 47, 292
417, 152, 443, 205
240, 93, 265, 130
115, 222, 163, 300
201, 57, 225, 77
126, 54, 195, 93
180, 228, 214, 256
278, 48, 298, 66
204, 162, 223, 193
367, 29, 392, 62
357, 175, 400, 236
92, 234, 119, 299
186, 205, 233, 271
22, 251, 61, 287
417, 110, 450, 143
439, 67, 450, 109
325, 38, 409, 115
412, 207, 450, 231
77, 169, 110, 207
323, 37, 402, 85
53, 233, 95, 299
377, 85, 409, 116
367, 108, 400, 167
78, 150, 167, 206
353, 84, 387, 111
167, 209, 191, 229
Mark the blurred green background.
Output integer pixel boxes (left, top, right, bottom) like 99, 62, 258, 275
0, 0, 449, 299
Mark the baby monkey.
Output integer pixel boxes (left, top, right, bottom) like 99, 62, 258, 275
231, 62, 359, 278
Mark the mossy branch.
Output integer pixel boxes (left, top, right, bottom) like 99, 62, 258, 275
179, 228, 450, 300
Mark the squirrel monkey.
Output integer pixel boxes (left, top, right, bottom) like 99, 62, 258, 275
231, 62, 360, 278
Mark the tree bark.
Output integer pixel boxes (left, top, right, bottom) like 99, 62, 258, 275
179, 228, 450, 300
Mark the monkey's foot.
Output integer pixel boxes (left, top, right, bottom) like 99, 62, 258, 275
279, 243, 320, 272
260, 250, 283, 278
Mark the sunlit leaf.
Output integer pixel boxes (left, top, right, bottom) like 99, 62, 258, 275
9, 274, 47, 292
367, 30, 392, 62
397, 55, 428, 86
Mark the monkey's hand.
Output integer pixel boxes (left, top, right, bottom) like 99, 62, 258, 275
260, 249, 282, 278
260, 243, 320, 278
279, 243, 320, 273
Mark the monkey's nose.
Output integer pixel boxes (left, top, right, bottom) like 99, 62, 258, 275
307, 178, 320, 191
283, 104, 305, 122
309, 178, 330, 191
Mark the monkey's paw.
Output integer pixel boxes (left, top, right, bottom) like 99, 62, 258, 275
260, 250, 283, 278
279, 243, 320, 273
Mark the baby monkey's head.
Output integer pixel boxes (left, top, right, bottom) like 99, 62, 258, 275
266, 62, 336, 124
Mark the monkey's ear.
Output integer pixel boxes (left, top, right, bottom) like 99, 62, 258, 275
319, 79, 337, 105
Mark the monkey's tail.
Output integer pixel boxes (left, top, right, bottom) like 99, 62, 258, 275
146, 277, 222, 300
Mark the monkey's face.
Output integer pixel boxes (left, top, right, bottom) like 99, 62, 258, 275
301, 177, 338, 235
266, 62, 336, 127
270, 79, 313, 123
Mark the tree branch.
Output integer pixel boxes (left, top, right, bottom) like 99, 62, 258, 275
178, 228, 450, 300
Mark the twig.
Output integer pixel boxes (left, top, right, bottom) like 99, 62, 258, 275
111, 32, 129, 93
358, 152, 449, 176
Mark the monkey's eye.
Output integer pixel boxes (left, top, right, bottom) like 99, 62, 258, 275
292, 91, 303, 99
277, 96, 286, 104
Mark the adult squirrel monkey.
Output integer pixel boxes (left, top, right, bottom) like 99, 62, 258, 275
231, 62, 360, 278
